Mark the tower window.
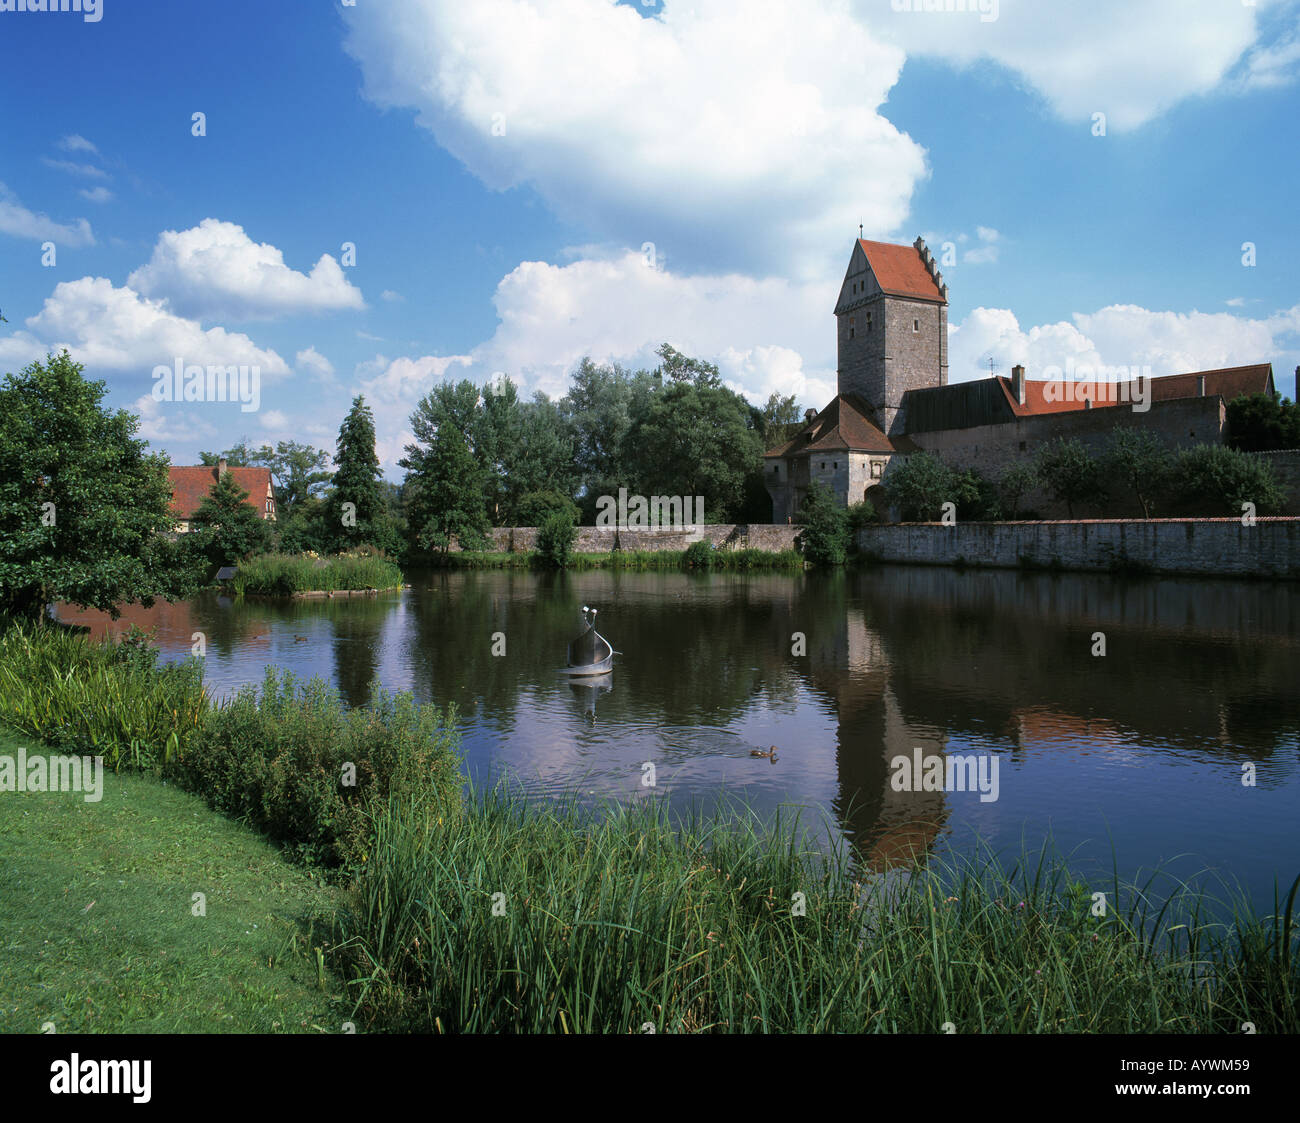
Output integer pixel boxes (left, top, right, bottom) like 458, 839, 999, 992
866, 312, 873, 332
849, 316, 855, 340
913, 319, 920, 333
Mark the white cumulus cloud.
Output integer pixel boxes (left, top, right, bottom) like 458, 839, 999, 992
128, 218, 366, 321
0, 276, 290, 379
342, 0, 925, 278
864, 0, 1278, 131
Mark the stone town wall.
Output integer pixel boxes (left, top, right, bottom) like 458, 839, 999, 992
461, 525, 803, 554
856, 518, 1300, 579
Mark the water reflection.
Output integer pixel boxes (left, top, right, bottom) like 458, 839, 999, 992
56, 566, 1300, 907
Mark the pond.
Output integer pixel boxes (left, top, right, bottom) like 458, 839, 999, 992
57, 566, 1300, 913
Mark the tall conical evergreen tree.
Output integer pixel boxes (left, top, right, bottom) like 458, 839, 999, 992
331, 395, 383, 550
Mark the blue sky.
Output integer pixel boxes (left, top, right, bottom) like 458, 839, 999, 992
1, 0, 1298, 475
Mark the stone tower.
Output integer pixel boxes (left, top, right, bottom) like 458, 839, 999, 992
835, 236, 948, 434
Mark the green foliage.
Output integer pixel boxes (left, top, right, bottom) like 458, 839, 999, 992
757, 391, 805, 448
683, 539, 715, 569
402, 381, 491, 554
0, 624, 207, 769
1103, 428, 1175, 517
230, 551, 404, 596
0, 351, 200, 621
536, 510, 578, 568
331, 396, 385, 551
1173, 444, 1286, 516
167, 669, 460, 871
342, 791, 1300, 1033
272, 496, 332, 555
189, 469, 272, 568
797, 481, 849, 566
1035, 438, 1108, 519
997, 461, 1040, 520
845, 500, 877, 547
198, 440, 256, 467
259, 440, 333, 515
1226, 392, 1300, 453
515, 489, 581, 527
624, 378, 764, 522
883, 451, 963, 522
655, 341, 722, 389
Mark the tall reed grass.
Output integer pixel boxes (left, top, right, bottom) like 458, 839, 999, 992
231, 552, 404, 596
0, 623, 207, 769
338, 787, 1299, 1034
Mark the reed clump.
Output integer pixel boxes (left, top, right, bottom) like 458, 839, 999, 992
337, 789, 1299, 1034
231, 551, 404, 596
0, 623, 207, 769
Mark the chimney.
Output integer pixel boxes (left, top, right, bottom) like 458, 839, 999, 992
1011, 364, 1026, 405
217, 457, 228, 476
1196, 374, 1206, 396
804, 408, 817, 424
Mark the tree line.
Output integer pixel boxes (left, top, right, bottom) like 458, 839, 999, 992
209, 343, 805, 558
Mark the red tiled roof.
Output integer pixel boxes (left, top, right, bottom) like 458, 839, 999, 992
765, 395, 896, 457
168, 466, 273, 520
996, 364, 1274, 417
858, 239, 945, 303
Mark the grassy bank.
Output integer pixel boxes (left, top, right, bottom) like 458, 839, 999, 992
432, 547, 805, 571
231, 552, 404, 596
3, 623, 1296, 1034
335, 788, 1299, 1033
0, 725, 348, 1033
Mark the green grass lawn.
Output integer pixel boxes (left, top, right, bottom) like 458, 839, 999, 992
0, 726, 350, 1033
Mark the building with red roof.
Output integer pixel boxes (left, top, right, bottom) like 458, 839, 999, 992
764, 236, 1282, 521
167, 458, 276, 533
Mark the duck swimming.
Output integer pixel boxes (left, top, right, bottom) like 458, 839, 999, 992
750, 746, 779, 761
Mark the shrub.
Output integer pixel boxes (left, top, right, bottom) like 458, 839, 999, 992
883, 452, 973, 521
1226, 391, 1300, 452
1172, 444, 1287, 517
1035, 438, 1108, 518
1102, 428, 1175, 517
797, 481, 849, 566
536, 511, 578, 568
0, 624, 207, 770
514, 490, 581, 528
997, 461, 1039, 520
683, 539, 714, 569
167, 668, 459, 870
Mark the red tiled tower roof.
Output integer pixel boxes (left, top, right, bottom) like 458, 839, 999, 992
857, 239, 946, 303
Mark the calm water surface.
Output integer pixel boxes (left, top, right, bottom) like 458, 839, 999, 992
59, 567, 1300, 912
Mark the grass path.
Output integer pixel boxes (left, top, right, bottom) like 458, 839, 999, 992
0, 726, 350, 1033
